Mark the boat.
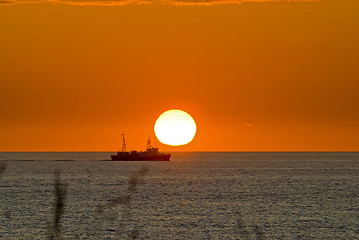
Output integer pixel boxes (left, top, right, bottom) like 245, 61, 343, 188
111, 134, 170, 161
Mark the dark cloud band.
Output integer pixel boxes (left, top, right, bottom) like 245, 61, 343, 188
0, 0, 321, 6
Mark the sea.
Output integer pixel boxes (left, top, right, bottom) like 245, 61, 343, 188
0, 152, 358, 239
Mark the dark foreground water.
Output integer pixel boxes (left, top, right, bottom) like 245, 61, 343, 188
0, 152, 358, 239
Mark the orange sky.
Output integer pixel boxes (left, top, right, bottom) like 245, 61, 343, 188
0, 1, 358, 151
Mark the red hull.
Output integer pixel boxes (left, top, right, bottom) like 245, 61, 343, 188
111, 154, 170, 161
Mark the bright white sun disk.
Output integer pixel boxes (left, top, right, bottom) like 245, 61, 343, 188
154, 109, 196, 146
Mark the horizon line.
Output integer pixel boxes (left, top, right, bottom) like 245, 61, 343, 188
1, 150, 358, 153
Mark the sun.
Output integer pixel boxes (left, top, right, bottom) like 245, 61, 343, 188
154, 109, 197, 146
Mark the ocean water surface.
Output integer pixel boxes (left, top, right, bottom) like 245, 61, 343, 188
0, 152, 358, 239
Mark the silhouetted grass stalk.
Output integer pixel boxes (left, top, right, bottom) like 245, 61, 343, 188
0, 162, 7, 180
236, 212, 266, 239
48, 171, 67, 240
95, 166, 149, 239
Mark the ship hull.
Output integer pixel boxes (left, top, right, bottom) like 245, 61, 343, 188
110, 154, 170, 161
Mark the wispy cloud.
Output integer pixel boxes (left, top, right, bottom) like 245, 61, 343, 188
1, 0, 150, 6
58, 0, 151, 6
1, 0, 322, 6
0, 0, 16, 4
166, 0, 319, 7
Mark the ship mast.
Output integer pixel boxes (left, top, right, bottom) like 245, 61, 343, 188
121, 133, 127, 152
146, 138, 152, 150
